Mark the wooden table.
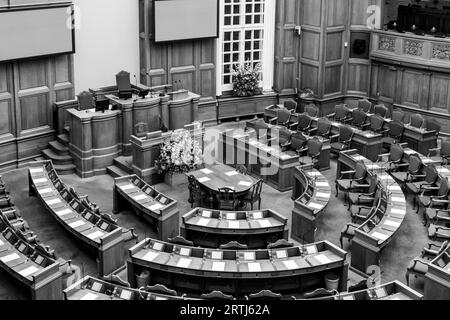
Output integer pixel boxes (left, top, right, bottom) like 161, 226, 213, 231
190, 163, 254, 195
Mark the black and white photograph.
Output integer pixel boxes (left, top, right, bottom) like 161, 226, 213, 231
0, 0, 449, 310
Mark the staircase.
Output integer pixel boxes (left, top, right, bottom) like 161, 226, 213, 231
41, 133, 76, 175
107, 156, 133, 178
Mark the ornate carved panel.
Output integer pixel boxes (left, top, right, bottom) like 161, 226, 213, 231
433, 44, 450, 60
378, 36, 396, 52
403, 40, 423, 56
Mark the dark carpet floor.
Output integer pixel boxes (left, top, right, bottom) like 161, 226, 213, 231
0, 121, 429, 299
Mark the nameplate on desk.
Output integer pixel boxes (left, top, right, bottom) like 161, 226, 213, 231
258, 219, 272, 228
38, 188, 53, 195
142, 251, 159, 262
226, 213, 237, 220
238, 181, 252, 187
148, 203, 164, 212
212, 261, 226, 272
133, 194, 148, 201
0, 253, 20, 263
211, 251, 223, 260
198, 177, 211, 183
305, 245, 318, 254
384, 220, 401, 228
201, 168, 213, 175
34, 178, 48, 184
18, 266, 40, 277
87, 231, 104, 240
252, 212, 263, 219
30, 168, 44, 174
244, 252, 255, 260
56, 209, 72, 217
177, 258, 192, 268
201, 210, 212, 218
248, 263, 261, 272
276, 250, 287, 259
80, 293, 98, 300
120, 184, 135, 191
46, 199, 61, 206
69, 220, 85, 229
197, 218, 210, 227
225, 171, 239, 177
372, 231, 389, 241
283, 260, 298, 270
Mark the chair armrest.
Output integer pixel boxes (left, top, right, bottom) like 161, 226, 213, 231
339, 170, 356, 178
399, 142, 409, 148
327, 113, 336, 120
421, 186, 440, 191
289, 122, 298, 130
431, 199, 450, 205
344, 118, 353, 124
309, 127, 318, 134
352, 183, 370, 189
361, 123, 371, 129
330, 134, 339, 142
269, 117, 278, 125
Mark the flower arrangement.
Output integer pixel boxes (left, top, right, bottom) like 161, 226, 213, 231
154, 129, 203, 175
232, 61, 262, 97
299, 88, 317, 99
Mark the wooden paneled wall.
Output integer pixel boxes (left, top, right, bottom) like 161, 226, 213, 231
138, 0, 217, 121
0, 55, 74, 171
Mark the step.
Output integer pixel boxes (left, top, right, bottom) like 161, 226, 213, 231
57, 134, 69, 146
107, 165, 129, 178
49, 140, 69, 155
53, 164, 76, 175
42, 149, 73, 165
113, 156, 133, 174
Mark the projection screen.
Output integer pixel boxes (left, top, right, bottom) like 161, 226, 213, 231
0, 5, 75, 62
154, 0, 218, 42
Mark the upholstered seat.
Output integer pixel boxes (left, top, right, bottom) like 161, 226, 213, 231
328, 104, 351, 123
340, 223, 358, 248
391, 154, 422, 185
381, 121, 405, 152
358, 99, 372, 113
374, 104, 389, 118
305, 104, 319, 117
335, 161, 367, 200
330, 125, 354, 156
417, 178, 449, 215
428, 224, 450, 240
405, 165, 439, 209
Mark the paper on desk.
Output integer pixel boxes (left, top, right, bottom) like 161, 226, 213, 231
384, 220, 401, 228
212, 261, 226, 272
353, 155, 365, 161
68, 220, 85, 229
248, 263, 261, 272
391, 208, 406, 216
315, 182, 329, 187
179, 248, 191, 256
309, 202, 323, 210
372, 231, 389, 241
38, 188, 53, 194
148, 203, 164, 212
34, 178, 48, 184
316, 192, 330, 200
80, 293, 98, 300
142, 251, 159, 262
238, 181, 252, 187
18, 266, 40, 277
244, 252, 255, 260
177, 258, 192, 268
46, 199, 62, 206
201, 168, 213, 175
197, 218, 210, 227
30, 168, 44, 174
211, 251, 223, 260
120, 184, 135, 191
226, 213, 237, 220
133, 194, 148, 201
391, 197, 405, 203
56, 209, 72, 217
276, 251, 287, 259
283, 260, 298, 270
87, 231, 104, 240
0, 253, 20, 263
315, 254, 332, 264
228, 221, 240, 229
252, 212, 264, 219
258, 219, 272, 228
198, 177, 211, 183
201, 210, 212, 218
225, 171, 239, 177
305, 245, 318, 254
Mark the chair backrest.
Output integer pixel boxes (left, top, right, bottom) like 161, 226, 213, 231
308, 137, 323, 157
354, 161, 367, 180
438, 178, 450, 197
291, 132, 307, 151
116, 70, 132, 92
388, 120, 405, 138
145, 284, 178, 297
370, 115, 385, 132
339, 125, 354, 142
278, 127, 292, 145
248, 290, 282, 300
248, 180, 264, 200
358, 99, 372, 113
298, 114, 312, 132
426, 119, 441, 134
408, 154, 423, 174
277, 108, 292, 125
254, 119, 269, 139
425, 165, 439, 184
392, 109, 405, 122
410, 114, 425, 128
442, 139, 450, 158
77, 91, 94, 111
368, 174, 379, 193
317, 118, 332, 136
374, 104, 388, 118
218, 187, 237, 203
305, 104, 319, 117
236, 165, 248, 175
284, 99, 297, 112
335, 104, 350, 120
201, 291, 234, 301
390, 144, 404, 162
352, 109, 367, 126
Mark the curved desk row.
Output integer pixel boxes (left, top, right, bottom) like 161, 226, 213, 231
64, 276, 199, 301
291, 167, 331, 243
0, 217, 63, 300
127, 238, 348, 297
113, 175, 179, 241
180, 208, 289, 249
337, 150, 407, 275
28, 161, 125, 277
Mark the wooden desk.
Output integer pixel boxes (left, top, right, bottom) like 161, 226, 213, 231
180, 208, 289, 249
127, 238, 348, 297
113, 175, 179, 241
403, 124, 438, 156
218, 130, 302, 192
424, 245, 450, 300
291, 167, 331, 244
190, 163, 254, 196
337, 151, 407, 275
28, 161, 125, 277
64, 276, 199, 301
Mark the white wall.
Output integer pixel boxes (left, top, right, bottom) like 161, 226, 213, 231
72, 0, 139, 93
